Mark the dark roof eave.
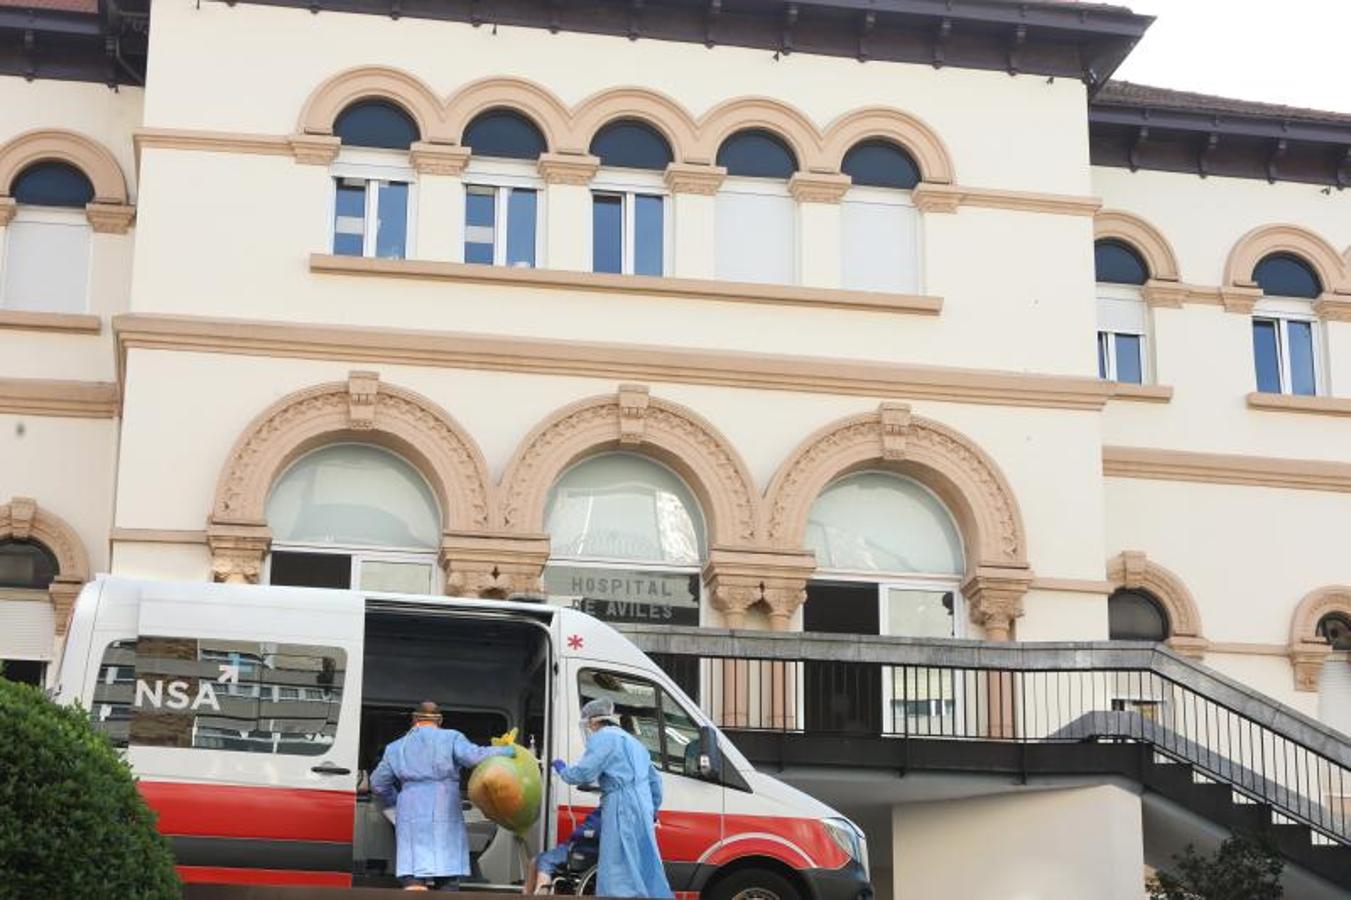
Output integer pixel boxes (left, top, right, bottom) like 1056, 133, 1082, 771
1090, 102, 1351, 147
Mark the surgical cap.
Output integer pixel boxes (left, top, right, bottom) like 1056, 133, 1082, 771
580, 697, 615, 721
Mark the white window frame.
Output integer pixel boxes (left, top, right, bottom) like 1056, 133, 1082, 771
329, 148, 418, 259
840, 184, 924, 294
264, 542, 439, 594
0, 205, 93, 313
1095, 283, 1151, 384
463, 158, 546, 268
1252, 297, 1323, 396
715, 175, 799, 285
590, 169, 672, 277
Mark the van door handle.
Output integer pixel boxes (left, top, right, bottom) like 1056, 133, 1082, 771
311, 763, 351, 776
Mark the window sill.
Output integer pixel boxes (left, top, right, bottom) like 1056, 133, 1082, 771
309, 254, 943, 317
0, 310, 101, 335
1246, 392, 1351, 417
1106, 383, 1173, 403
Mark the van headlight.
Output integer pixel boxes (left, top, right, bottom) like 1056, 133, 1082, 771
823, 817, 868, 875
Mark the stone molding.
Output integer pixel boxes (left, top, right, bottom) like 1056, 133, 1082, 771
787, 172, 851, 204
1094, 209, 1181, 282
1246, 392, 1351, 418
498, 386, 760, 548
1225, 223, 1351, 296
911, 182, 1101, 217
763, 402, 1029, 570
0, 128, 129, 205
1313, 295, 1351, 323
0, 377, 119, 418
441, 531, 551, 598
207, 371, 494, 582
410, 142, 471, 176
663, 163, 726, 195
0, 196, 14, 225
704, 547, 817, 630
1288, 585, 1351, 691
310, 253, 941, 317
287, 133, 341, 166
0, 497, 91, 635
1102, 445, 1351, 494
537, 152, 601, 185
963, 566, 1035, 642
0, 311, 101, 334
85, 202, 135, 234
1106, 551, 1208, 658
818, 106, 955, 184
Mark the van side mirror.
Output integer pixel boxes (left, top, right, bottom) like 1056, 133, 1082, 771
697, 725, 722, 780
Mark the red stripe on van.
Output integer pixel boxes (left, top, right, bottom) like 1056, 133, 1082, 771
141, 781, 354, 842
723, 814, 849, 870
561, 805, 720, 862
177, 866, 351, 887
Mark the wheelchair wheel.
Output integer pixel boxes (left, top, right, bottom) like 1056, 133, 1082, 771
575, 866, 598, 896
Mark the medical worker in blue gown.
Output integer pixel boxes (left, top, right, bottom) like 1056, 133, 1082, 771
372, 701, 516, 891
552, 698, 673, 899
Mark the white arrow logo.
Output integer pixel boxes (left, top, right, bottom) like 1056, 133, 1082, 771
217, 663, 240, 685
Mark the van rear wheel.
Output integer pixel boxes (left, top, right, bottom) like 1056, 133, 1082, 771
707, 868, 801, 900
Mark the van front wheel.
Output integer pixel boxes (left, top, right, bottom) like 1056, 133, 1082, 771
706, 868, 801, 900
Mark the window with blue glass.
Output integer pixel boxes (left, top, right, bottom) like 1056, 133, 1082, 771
1250, 253, 1321, 396
463, 110, 546, 160
1094, 240, 1150, 385
590, 120, 672, 171
332, 177, 409, 259
11, 162, 94, 208
334, 100, 420, 151
2, 161, 94, 314
841, 140, 920, 190
464, 184, 537, 267
592, 191, 664, 276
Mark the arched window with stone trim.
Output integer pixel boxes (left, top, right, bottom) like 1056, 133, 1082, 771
541, 452, 707, 628
1094, 239, 1151, 385
714, 128, 798, 286
1252, 252, 1323, 396
840, 139, 921, 293
462, 109, 546, 269
0, 538, 60, 686
803, 471, 965, 734
589, 119, 672, 277
330, 99, 418, 260
264, 443, 443, 593
1, 161, 94, 315
1107, 587, 1169, 642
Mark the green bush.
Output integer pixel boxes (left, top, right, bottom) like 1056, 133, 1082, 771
1147, 831, 1284, 900
0, 675, 179, 899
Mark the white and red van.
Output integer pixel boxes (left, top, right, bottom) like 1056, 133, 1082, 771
54, 577, 870, 900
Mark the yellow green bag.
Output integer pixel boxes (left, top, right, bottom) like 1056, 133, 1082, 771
467, 729, 542, 837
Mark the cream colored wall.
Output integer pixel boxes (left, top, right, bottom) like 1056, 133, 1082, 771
0, 413, 115, 574
144, 1, 1090, 195
114, 348, 1108, 628
1092, 167, 1351, 288
0, 76, 142, 188
1204, 652, 1318, 719
893, 784, 1146, 900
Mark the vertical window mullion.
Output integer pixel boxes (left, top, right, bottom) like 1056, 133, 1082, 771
1277, 319, 1292, 394
494, 187, 508, 267
623, 192, 636, 275
1105, 331, 1118, 381
364, 179, 379, 257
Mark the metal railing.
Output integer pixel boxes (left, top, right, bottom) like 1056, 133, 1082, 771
630, 628, 1351, 847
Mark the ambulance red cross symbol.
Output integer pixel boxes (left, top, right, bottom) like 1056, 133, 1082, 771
567, 634, 584, 650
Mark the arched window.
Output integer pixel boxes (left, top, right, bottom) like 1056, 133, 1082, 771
0, 539, 58, 589
463, 109, 546, 160
1108, 588, 1170, 642
329, 102, 415, 261
12, 162, 94, 207
840, 140, 921, 293
1093, 240, 1151, 386
0, 539, 60, 686
590, 119, 672, 171
1317, 612, 1351, 651
462, 110, 545, 269
842, 140, 919, 190
265, 443, 442, 593
714, 130, 797, 286
542, 453, 705, 626
1, 161, 93, 314
1251, 253, 1321, 397
333, 100, 420, 150
590, 120, 671, 277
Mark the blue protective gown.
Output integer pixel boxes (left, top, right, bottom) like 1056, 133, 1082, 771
558, 726, 673, 898
370, 725, 513, 879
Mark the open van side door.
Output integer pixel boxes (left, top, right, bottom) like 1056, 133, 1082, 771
126, 581, 364, 887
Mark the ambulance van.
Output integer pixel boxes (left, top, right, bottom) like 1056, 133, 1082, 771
54, 577, 871, 899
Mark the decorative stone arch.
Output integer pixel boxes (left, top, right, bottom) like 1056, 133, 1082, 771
692, 97, 825, 170
763, 403, 1032, 639
445, 76, 572, 154
1289, 585, 1351, 691
1094, 209, 1181, 283
0, 129, 134, 232
1105, 551, 1207, 657
820, 106, 955, 185
0, 497, 91, 635
206, 372, 493, 584
1224, 223, 1348, 295
498, 384, 760, 550
569, 86, 699, 164
297, 65, 449, 143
